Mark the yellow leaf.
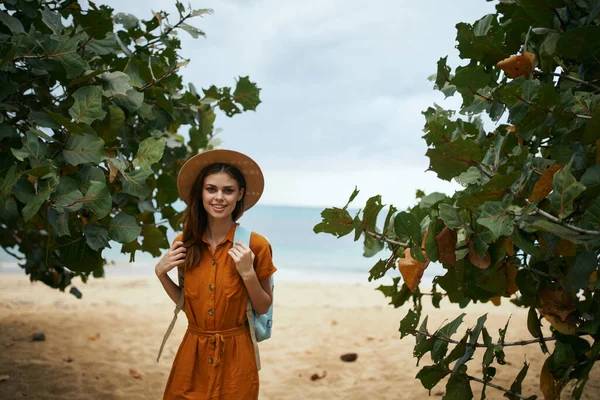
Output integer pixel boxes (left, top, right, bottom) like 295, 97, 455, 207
529, 165, 563, 203
490, 296, 501, 306
540, 357, 567, 400
497, 51, 536, 79
505, 239, 515, 256
553, 239, 576, 257
398, 248, 430, 292
504, 262, 519, 295
435, 226, 457, 266
468, 240, 491, 269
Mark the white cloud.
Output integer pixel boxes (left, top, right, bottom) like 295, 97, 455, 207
99, 0, 497, 206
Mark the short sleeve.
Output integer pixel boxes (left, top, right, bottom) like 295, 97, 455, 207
250, 232, 277, 282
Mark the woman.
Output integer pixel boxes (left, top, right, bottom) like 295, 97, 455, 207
155, 149, 276, 399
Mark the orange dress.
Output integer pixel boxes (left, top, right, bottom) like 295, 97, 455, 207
163, 224, 277, 399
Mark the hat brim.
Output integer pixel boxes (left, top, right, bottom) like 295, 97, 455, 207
177, 149, 264, 210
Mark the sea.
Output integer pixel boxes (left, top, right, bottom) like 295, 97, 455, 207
0, 204, 443, 286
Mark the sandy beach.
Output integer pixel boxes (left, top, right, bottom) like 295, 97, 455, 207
0, 274, 598, 399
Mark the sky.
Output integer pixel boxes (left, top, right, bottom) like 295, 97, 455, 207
101, 0, 498, 210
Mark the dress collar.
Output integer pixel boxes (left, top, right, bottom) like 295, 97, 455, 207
201, 223, 238, 246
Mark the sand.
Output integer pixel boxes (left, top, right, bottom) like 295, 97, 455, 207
0, 274, 599, 400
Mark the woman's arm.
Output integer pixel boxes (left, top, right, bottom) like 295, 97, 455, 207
229, 241, 273, 315
155, 240, 186, 304
242, 273, 273, 315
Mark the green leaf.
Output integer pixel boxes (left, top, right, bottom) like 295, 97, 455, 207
416, 365, 450, 394
426, 138, 486, 181
120, 167, 152, 200
83, 223, 111, 251
363, 233, 384, 258
314, 208, 354, 238
133, 137, 166, 169
57, 237, 103, 273
504, 362, 529, 400
141, 224, 169, 257
47, 208, 70, 237
96, 105, 125, 144
556, 25, 600, 63
100, 71, 132, 96
436, 56, 451, 90
477, 201, 515, 238
581, 165, 600, 188
233, 76, 261, 112
549, 163, 586, 220
63, 133, 105, 166
52, 176, 83, 212
40, 7, 64, 36
111, 89, 144, 112
566, 252, 598, 292
399, 308, 420, 339
192, 8, 213, 17
433, 313, 466, 363
451, 65, 492, 105
362, 195, 384, 232
582, 105, 600, 144
394, 211, 422, 244
20, 177, 57, 222
0, 196, 19, 221
83, 181, 112, 219
156, 174, 178, 205
40, 37, 88, 78
344, 186, 359, 210
114, 13, 139, 29
11, 131, 48, 168
107, 212, 141, 243
439, 204, 466, 229
0, 11, 24, 34
443, 370, 473, 400
453, 314, 487, 373
68, 86, 107, 125
419, 192, 447, 209
180, 22, 205, 38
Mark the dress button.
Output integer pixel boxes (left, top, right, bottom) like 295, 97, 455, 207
208, 357, 213, 364
208, 309, 213, 316
209, 284, 214, 291
211, 259, 216, 265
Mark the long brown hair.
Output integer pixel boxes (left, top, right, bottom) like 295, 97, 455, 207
180, 163, 246, 271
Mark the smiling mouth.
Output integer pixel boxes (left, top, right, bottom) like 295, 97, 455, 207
212, 204, 227, 210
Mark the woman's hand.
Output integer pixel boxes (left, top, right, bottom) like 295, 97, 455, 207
155, 241, 186, 277
228, 242, 255, 279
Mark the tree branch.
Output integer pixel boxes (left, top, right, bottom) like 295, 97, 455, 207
140, 13, 192, 50
535, 70, 600, 91
532, 208, 600, 236
467, 374, 530, 400
364, 229, 409, 247
1, 245, 23, 260
408, 328, 563, 348
138, 63, 181, 91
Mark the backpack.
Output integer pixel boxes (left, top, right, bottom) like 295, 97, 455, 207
156, 225, 274, 371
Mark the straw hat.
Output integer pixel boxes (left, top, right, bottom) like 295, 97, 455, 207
177, 149, 264, 210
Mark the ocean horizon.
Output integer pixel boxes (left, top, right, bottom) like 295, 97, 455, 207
0, 204, 442, 286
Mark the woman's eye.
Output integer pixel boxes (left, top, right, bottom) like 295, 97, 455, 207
206, 187, 216, 193
225, 189, 234, 194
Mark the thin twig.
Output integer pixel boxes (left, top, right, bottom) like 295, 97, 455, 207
1, 245, 23, 260
468, 374, 530, 400
408, 329, 563, 348
364, 229, 409, 247
138, 64, 181, 91
532, 208, 600, 236
535, 71, 600, 91
140, 13, 192, 50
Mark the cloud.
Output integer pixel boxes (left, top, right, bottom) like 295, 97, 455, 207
99, 0, 496, 206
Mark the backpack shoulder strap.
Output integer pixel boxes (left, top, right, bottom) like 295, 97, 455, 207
156, 266, 185, 362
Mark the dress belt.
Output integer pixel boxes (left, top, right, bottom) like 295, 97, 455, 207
187, 323, 247, 366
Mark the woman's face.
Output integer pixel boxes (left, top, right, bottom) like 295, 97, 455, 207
202, 171, 244, 221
